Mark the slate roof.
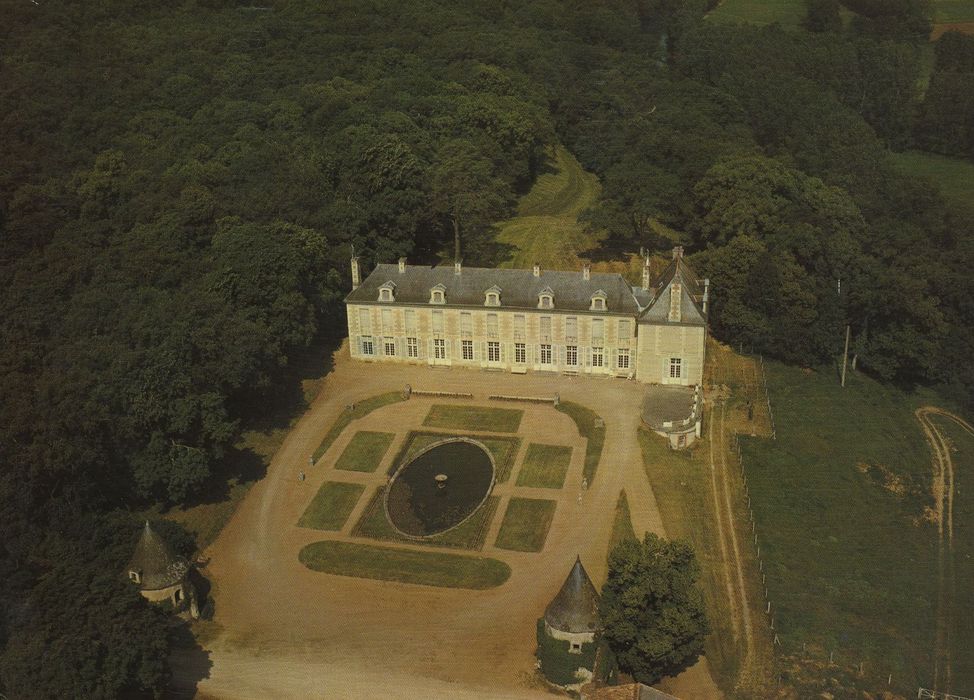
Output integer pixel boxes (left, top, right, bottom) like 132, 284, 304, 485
638, 257, 707, 326
127, 521, 190, 591
345, 264, 641, 315
545, 556, 601, 634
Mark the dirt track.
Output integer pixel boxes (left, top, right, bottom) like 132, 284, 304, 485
176, 344, 723, 699
916, 406, 974, 694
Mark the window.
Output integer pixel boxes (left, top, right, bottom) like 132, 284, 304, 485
514, 314, 526, 340
174, 589, 183, 603
358, 308, 372, 333
488, 341, 500, 363
404, 309, 417, 334
486, 313, 498, 337
434, 338, 446, 359
566, 345, 578, 366
592, 347, 603, 367
540, 344, 552, 364
485, 286, 501, 306
540, 316, 552, 341
128, 570, 140, 584
515, 343, 526, 364
460, 312, 472, 337
432, 310, 443, 334
669, 283, 682, 322
361, 336, 375, 356
407, 337, 418, 358
462, 339, 474, 360
570, 642, 581, 653
565, 317, 577, 342
384, 338, 396, 356
430, 285, 446, 304
590, 291, 607, 311
618, 319, 631, 341
382, 308, 393, 334
539, 294, 553, 309
617, 348, 631, 370
669, 357, 682, 378
591, 318, 604, 342
379, 287, 393, 301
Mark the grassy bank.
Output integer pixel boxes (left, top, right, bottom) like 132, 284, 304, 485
312, 391, 405, 462
555, 401, 605, 484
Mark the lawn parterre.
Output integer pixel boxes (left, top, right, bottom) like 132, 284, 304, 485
554, 401, 605, 483
334, 430, 395, 472
313, 391, 405, 461
516, 443, 572, 489
298, 540, 511, 589
423, 404, 523, 433
495, 497, 557, 552
297, 481, 365, 531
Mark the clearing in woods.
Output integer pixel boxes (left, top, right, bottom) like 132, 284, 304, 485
496, 145, 602, 270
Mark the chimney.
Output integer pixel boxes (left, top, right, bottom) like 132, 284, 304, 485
454, 259, 462, 276
703, 278, 710, 314
533, 263, 540, 278
672, 246, 684, 260
642, 258, 651, 291
582, 263, 591, 281
351, 256, 361, 290
398, 257, 407, 273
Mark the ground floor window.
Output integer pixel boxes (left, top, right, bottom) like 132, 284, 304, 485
384, 338, 396, 356
669, 357, 682, 378
540, 344, 552, 365
434, 338, 446, 359
617, 348, 630, 370
462, 339, 474, 360
407, 337, 418, 358
591, 347, 603, 367
514, 343, 526, 364
487, 341, 500, 362
566, 345, 578, 367
361, 336, 375, 356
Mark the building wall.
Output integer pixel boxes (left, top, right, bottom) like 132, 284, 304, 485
346, 303, 639, 377
544, 621, 597, 648
634, 324, 706, 385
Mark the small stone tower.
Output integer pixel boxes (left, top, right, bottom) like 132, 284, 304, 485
126, 521, 198, 618
544, 555, 601, 652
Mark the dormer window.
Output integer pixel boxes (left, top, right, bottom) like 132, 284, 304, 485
429, 284, 446, 304
590, 290, 607, 311
538, 287, 554, 309
128, 570, 141, 584
378, 281, 396, 302
484, 285, 501, 307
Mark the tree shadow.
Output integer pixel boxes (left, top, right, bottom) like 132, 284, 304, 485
165, 621, 213, 700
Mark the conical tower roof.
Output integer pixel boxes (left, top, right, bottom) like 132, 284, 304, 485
544, 555, 601, 634
127, 521, 189, 591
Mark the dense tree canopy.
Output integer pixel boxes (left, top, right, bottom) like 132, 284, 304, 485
601, 534, 709, 684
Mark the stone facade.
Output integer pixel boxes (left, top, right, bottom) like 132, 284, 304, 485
344, 249, 708, 386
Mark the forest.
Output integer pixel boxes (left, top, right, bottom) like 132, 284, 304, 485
1, 0, 972, 696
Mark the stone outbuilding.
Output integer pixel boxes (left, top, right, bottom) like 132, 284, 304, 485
544, 555, 601, 653
127, 521, 198, 618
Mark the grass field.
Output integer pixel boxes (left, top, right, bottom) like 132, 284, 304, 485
554, 401, 606, 484
298, 540, 511, 589
889, 150, 974, 214
334, 431, 395, 472
496, 145, 603, 270
313, 391, 405, 461
639, 428, 750, 691
515, 444, 572, 489
297, 481, 365, 531
707, 0, 805, 28
742, 362, 973, 694
351, 486, 500, 551
423, 404, 523, 433
495, 497, 557, 552
934, 0, 974, 23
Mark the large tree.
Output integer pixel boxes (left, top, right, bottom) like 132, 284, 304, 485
600, 534, 709, 685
